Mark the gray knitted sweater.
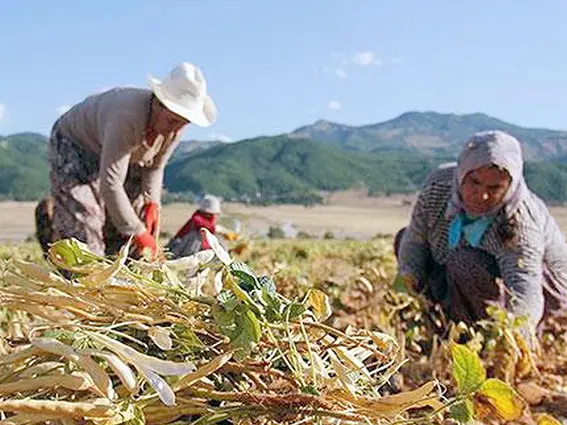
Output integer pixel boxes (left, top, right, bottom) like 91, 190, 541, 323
398, 165, 567, 327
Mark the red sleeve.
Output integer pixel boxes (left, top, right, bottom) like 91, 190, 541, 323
173, 212, 217, 250
192, 213, 216, 234
194, 213, 217, 250
172, 213, 197, 239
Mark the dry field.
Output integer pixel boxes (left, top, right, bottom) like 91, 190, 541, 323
3, 193, 567, 242
2, 194, 567, 422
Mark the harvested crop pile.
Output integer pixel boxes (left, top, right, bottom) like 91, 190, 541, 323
239, 239, 567, 424
0, 232, 447, 425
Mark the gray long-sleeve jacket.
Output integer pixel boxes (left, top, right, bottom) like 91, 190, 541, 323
398, 165, 567, 327
56, 88, 181, 235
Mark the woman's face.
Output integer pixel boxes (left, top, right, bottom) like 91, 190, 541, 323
460, 165, 511, 216
146, 98, 190, 145
152, 102, 190, 135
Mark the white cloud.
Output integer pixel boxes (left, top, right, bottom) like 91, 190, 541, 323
0, 103, 6, 122
209, 132, 233, 143
56, 105, 71, 115
328, 100, 342, 110
323, 66, 347, 78
325, 50, 389, 78
352, 51, 379, 66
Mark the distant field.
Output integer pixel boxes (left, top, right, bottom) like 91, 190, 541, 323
0, 199, 413, 242
3, 196, 567, 243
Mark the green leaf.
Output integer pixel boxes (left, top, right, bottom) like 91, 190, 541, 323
228, 275, 264, 315
230, 261, 260, 291
53, 239, 81, 266
284, 302, 306, 320
477, 378, 525, 421
301, 384, 321, 396
105, 401, 146, 425
259, 275, 277, 294
80, 239, 130, 286
486, 305, 508, 325
230, 308, 262, 354
241, 309, 261, 343
450, 398, 474, 424
211, 303, 236, 329
217, 290, 238, 311
259, 287, 282, 322
151, 269, 165, 283
513, 315, 528, 329
172, 324, 203, 349
451, 344, 486, 394
48, 238, 100, 271
124, 404, 146, 425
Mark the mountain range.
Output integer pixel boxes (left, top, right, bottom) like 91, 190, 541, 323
2, 111, 567, 204
288, 111, 567, 160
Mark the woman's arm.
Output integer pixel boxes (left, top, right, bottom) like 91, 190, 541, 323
99, 118, 146, 236
496, 220, 545, 331
397, 190, 432, 291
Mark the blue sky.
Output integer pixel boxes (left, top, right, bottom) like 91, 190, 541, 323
1, 1, 566, 142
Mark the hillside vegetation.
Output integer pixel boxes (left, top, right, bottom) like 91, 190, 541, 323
4, 111, 567, 204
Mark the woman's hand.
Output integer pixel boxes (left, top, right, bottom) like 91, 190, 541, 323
134, 230, 157, 259
143, 201, 160, 238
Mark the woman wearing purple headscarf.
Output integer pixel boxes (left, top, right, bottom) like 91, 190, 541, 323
395, 130, 567, 336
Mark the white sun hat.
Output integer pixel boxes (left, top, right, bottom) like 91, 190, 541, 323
148, 62, 217, 128
199, 194, 222, 214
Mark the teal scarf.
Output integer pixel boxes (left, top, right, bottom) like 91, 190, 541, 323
448, 213, 494, 249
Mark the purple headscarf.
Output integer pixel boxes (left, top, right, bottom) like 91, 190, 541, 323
445, 130, 529, 220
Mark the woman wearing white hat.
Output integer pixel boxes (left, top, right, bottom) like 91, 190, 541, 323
37, 62, 217, 259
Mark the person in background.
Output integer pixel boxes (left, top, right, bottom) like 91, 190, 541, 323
36, 62, 217, 260
166, 195, 238, 257
395, 130, 567, 339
